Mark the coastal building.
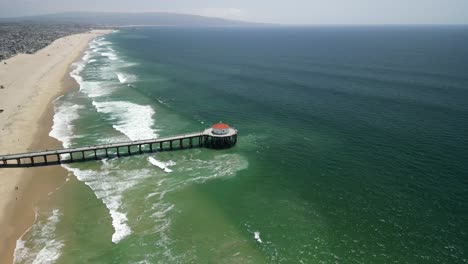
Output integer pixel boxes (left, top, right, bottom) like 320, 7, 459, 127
0, 124, 238, 167
211, 122, 230, 135
203, 123, 237, 149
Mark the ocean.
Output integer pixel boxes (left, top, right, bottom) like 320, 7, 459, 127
13, 26, 468, 263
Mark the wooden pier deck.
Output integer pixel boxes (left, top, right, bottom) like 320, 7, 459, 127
0, 127, 237, 168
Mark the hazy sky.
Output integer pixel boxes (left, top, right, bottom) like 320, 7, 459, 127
1, 0, 467, 24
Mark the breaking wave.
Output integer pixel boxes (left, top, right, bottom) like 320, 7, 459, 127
49, 100, 83, 148
45, 34, 249, 262
116, 72, 137, 84
14, 209, 64, 264
92, 100, 158, 140
61, 164, 154, 243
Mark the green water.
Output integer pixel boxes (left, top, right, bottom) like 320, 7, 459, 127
14, 27, 468, 263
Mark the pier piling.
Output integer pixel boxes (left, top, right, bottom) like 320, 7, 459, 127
0, 125, 238, 168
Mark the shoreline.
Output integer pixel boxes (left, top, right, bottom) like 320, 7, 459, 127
0, 30, 112, 263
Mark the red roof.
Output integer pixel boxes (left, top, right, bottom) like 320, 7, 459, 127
212, 123, 230, 129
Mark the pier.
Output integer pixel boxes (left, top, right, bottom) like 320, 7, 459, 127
0, 124, 237, 168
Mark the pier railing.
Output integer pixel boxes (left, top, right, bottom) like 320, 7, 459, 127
0, 128, 237, 168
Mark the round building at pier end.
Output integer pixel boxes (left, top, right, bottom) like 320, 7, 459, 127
203, 123, 238, 148
212, 123, 231, 135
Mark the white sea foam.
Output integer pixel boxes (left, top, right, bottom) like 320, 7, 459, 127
73, 36, 139, 101
31, 239, 64, 264
92, 101, 158, 140
62, 165, 154, 243
50, 34, 248, 255
148, 151, 249, 256
178, 153, 249, 183
136, 261, 152, 264
13, 239, 29, 263
92, 39, 117, 62
116, 73, 126, 83
156, 98, 171, 107
70, 61, 85, 84
55, 36, 155, 244
14, 209, 64, 264
79, 81, 114, 98
92, 48, 106, 53
151, 204, 175, 218
95, 39, 112, 46
137, 153, 248, 262
148, 157, 175, 173
48, 35, 152, 245
49, 101, 83, 148
116, 72, 137, 84
254, 231, 263, 243
69, 47, 95, 89
101, 52, 118, 60
66, 164, 130, 243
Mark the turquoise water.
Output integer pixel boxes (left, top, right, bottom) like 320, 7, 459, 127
14, 27, 468, 263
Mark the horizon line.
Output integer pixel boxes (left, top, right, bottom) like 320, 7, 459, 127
0, 11, 467, 26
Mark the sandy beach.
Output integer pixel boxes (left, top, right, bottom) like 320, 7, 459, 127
0, 29, 112, 263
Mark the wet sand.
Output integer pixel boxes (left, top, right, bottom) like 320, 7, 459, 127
0, 30, 112, 263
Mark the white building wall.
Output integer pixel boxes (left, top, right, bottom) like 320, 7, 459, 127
212, 128, 229, 135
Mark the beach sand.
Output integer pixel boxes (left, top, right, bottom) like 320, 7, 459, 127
0, 29, 112, 263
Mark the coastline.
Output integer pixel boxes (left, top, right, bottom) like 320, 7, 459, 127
0, 29, 112, 263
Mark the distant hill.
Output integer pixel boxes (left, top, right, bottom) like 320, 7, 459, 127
0, 12, 259, 26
